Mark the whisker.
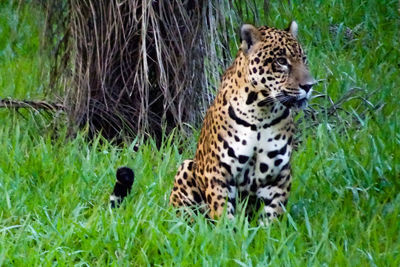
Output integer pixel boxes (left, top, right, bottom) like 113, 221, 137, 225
258, 96, 277, 106
276, 95, 292, 103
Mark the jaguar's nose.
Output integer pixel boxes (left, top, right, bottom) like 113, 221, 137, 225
299, 83, 314, 93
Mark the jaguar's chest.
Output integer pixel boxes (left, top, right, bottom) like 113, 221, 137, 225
216, 107, 293, 194
237, 128, 292, 194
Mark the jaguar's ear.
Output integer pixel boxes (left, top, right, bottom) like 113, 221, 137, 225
240, 24, 261, 54
286, 21, 298, 39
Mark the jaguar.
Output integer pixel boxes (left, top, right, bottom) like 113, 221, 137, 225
169, 21, 315, 223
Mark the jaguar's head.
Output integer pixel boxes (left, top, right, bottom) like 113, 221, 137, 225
240, 21, 315, 109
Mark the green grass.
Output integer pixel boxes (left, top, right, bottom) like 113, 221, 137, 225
0, 1, 47, 99
1, 0, 399, 265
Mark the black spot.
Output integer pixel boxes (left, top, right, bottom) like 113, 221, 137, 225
263, 108, 290, 129
272, 192, 281, 199
238, 155, 249, 164
188, 161, 193, 170
288, 136, 293, 145
261, 77, 266, 84
274, 159, 283, 166
260, 163, 269, 173
177, 179, 183, 185
237, 71, 242, 77
193, 191, 202, 203
228, 105, 257, 131
246, 91, 258, 105
207, 194, 212, 204
183, 172, 188, 179
263, 197, 272, 206
222, 91, 228, 105
227, 146, 237, 158
220, 162, 232, 176
267, 144, 287, 158
257, 132, 261, 140
213, 178, 229, 189
213, 201, 219, 210
240, 169, 250, 186
264, 57, 273, 65
180, 188, 188, 196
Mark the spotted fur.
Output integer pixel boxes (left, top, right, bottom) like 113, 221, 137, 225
169, 22, 315, 223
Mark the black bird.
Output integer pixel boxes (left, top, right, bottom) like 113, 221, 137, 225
110, 167, 134, 208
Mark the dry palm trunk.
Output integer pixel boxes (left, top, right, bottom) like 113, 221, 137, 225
66, 0, 211, 143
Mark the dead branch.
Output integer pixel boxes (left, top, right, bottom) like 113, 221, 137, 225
0, 98, 65, 112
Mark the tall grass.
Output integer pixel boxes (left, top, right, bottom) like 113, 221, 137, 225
0, 0, 399, 265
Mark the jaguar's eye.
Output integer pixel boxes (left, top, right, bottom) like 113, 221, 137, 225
276, 57, 288, 66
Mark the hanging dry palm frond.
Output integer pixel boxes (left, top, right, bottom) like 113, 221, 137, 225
67, 0, 204, 143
